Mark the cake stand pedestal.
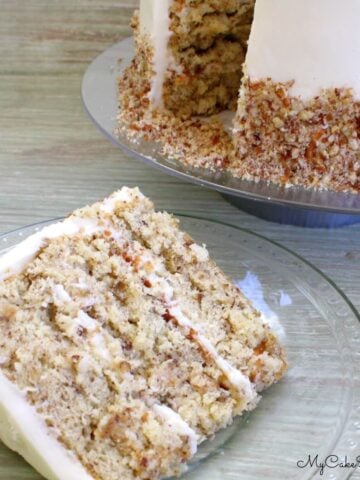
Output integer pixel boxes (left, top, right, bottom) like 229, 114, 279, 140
222, 194, 360, 228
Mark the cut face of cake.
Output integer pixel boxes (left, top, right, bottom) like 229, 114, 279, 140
120, 0, 359, 192
125, 0, 255, 118
0, 188, 287, 480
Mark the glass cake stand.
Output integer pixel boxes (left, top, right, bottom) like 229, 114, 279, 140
0, 217, 359, 480
81, 38, 360, 228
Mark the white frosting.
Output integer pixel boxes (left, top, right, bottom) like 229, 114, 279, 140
189, 244, 209, 263
246, 0, 360, 100
64, 310, 111, 362
153, 404, 199, 456
0, 218, 100, 282
72, 280, 89, 291
48, 290, 113, 388
148, 271, 175, 302
90, 332, 111, 362
52, 284, 72, 303
76, 310, 98, 330
136, 254, 256, 402
100, 188, 135, 213
140, 0, 174, 106
169, 306, 256, 401
0, 371, 93, 480
0, 189, 140, 282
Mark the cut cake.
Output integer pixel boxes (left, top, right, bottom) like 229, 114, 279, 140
0, 188, 287, 480
119, 0, 360, 192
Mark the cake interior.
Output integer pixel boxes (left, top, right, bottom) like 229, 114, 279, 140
130, 0, 255, 119
0, 189, 287, 480
163, 0, 255, 118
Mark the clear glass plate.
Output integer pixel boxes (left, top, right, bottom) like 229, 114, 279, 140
81, 38, 360, 215
0, 216, 359, 480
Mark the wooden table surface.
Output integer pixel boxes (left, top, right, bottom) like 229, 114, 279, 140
0, 1, 359, 479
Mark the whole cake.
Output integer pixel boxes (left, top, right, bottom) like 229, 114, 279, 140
119, 0, 360, 192
0, 188, 287, 480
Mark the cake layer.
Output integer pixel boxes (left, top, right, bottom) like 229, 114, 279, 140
138, 0, 255, 117
0, 295, 194, 480
0, 371, 93, 480
0, 188, 287, 480
168, 1, 254, 51
100, 189, 287, 391
162, 38, 244, 117
19, 229, 251, 435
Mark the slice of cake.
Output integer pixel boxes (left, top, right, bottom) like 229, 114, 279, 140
232, 0, 360, 191
0, 188, 287, 480
119, 0, 359, 192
